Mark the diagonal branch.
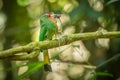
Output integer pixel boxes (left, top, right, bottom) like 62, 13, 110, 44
0, 31, 120, 60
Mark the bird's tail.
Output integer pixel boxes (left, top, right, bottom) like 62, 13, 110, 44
43, 50, 52, 72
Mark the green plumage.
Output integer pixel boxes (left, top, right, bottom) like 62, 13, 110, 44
39, 15, 57, 41
39, 15, 57, 72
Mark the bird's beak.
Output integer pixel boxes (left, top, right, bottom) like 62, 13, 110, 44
56, 14, 62, 24
52, 14, 62, 24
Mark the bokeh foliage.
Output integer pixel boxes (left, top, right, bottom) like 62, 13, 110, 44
0, 0, 120, 80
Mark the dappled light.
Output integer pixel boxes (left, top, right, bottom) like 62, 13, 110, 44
0, 0, 120, 80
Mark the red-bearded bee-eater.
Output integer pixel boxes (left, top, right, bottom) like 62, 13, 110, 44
39, 13, 61, 72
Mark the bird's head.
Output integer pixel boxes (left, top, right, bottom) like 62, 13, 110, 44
45, 13, 62, 23
45, 13, 60, 18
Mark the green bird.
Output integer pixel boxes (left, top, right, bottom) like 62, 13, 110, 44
39, 13, 61, 72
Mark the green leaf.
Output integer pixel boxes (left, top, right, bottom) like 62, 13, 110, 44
15, 61, 44, 80
51, 51, 63, 61
89, 71, 113, 80
96, 72, 113, 77
106, 0, 119, 5
89, 77, 96, 80
51, 46, 70, 60
5, 62, 30, 71
97, 54, 120, 68
17, 0, 33, 7
72, 45, 80, 48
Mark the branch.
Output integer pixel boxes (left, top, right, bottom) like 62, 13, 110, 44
0, 31, 120, 60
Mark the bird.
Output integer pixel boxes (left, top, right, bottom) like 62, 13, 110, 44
39, 13, 61, 72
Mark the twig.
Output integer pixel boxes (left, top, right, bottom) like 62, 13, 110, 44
0, 31, 120, 60
97, 54, 120, 68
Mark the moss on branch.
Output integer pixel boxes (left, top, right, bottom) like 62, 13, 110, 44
0, 31, 120, 60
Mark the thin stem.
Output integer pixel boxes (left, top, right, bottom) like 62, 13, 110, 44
0, 31, 120, 60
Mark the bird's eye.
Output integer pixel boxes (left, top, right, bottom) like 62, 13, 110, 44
56, 14, 61, 18
52, 14, 61, 18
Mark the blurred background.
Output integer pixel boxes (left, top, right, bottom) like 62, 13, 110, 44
0, 0, 120, 80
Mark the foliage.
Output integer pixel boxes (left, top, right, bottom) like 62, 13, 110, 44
0, 0, 120, 80
15, 61, 44, 80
